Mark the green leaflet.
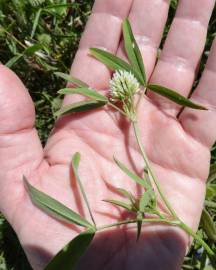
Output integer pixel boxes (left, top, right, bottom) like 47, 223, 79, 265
201, 208, 216, 242
144, 167, 155, 202
139, 190, 152, 213
114, 157, 150, 189
115, 188, 136, 205
147, 84, 207, 110
56, 100, 107, 116
72, 153, 96, 226
58, 87, 108, 102
137, 190, 155, 241
123, 18, 146, 86
103, 199, 132, 211
90, 48, 131, 72
24, 177, 93, 228
90, 48, 142, 84
54, 72, 89, 87
44, 229, 95, 270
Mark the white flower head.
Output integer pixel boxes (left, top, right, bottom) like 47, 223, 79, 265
109, 70, 140, 101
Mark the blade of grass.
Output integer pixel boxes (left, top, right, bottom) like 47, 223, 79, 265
208, 164, 216, 183
6, 54, 23, 68
201, 208, 216, 242
31, 8, 42, 38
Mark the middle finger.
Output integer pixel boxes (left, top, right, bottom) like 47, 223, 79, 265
148, 0, 215, 116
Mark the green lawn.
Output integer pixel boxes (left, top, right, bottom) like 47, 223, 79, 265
0, 1, 215, 269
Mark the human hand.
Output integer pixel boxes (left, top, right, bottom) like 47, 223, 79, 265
0, 0, 216, 269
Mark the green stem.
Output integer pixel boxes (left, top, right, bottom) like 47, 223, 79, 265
97, 219, 137, 231
97, 218, 214, 257
179, 222, 215, 257
97, 218, 179, 232
132, 120, 178, 219
153, 209, 166, 219
131, 119, 214, 258
135, 87, 146, 111
108, 102, 129, 118
106, 90, 214, 258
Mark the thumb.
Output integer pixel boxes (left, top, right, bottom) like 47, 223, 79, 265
0, 65, 46, 222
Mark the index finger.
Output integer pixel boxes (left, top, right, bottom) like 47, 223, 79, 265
68, 0, 133, 92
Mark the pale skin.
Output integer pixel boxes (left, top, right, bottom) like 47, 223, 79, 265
0, 0, 216, 269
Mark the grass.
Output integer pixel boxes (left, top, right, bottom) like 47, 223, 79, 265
0, 0, 215, 269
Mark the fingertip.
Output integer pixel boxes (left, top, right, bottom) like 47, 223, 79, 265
0, 65, 35, 134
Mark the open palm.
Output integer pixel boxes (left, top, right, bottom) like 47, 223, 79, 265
1, 1, 216, 269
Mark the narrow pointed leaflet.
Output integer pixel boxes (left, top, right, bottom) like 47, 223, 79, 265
44, 229, 95, 270
58, 87, 108, 102
123, 18, 146, 86
103, 199, 132, 212
55, 72, 89, 87
72, 153, 96, 226
114, 157, 150, 189
148, 84, 207, 110
90, 48, 142, 84
24, 177, 93, 228
56, 100, 107, 116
